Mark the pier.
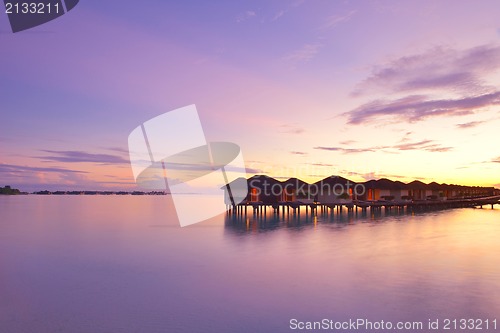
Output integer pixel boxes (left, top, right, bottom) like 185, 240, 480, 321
227, 195, 500, 218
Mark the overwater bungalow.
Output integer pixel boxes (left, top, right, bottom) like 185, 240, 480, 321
244, 175, 281, 204
222, 175, 497, 207
279, 177, 311, 202
407, 180, 430, 200
313, 176, 355, 203
362, 178, 409, 201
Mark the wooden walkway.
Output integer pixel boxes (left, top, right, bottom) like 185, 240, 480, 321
227, 195, 500, 217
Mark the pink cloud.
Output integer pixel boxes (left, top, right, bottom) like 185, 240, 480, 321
344, 92, 500, 125
352, 44, 500, 96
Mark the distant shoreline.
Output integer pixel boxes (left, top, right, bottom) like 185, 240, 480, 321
30, 191, 167, 196
0, 186, 23, 195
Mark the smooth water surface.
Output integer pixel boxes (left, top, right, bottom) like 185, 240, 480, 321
1, 196, 499, 332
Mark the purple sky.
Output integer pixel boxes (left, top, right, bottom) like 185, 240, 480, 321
1, 0, 500, 191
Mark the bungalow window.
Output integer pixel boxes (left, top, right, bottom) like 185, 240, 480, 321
282, 189, 295, 202
250, 188, 259, 202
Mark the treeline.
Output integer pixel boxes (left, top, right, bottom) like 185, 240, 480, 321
0, 186, 21, 195
32, 191, 167, 195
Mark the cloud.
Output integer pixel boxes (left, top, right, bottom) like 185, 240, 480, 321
245, 167, 264, 174
491, 156, 500, 163
279, 124, 306, 134
423, 146, 453, 153
39, 150, 129, 164
314, 146, 377, 154
283, 43, 323, 64
346, 44, 500, 127
290, 151, 308, 155
105, 146, 129, 154
0, 163, 136, 192
236, 10, 256, 23
390, 140, 453, 152
456, 120, 486, 129
356, 172, 426, 181
393, 140, 432, 150
322, 10, 356, 29
392, 139, 453, 152
311, 163, 335, 167
314, 139, 452, 154
352, 44, 500, 96
339, 140, 357, 145
398, 131, 413, 142
0, 163, 88, 174
271, 10, 286, 21
344, 92, 500, 125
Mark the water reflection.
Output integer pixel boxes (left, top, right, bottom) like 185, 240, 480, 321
1, 196, 500, 333
224, 204, 430, 234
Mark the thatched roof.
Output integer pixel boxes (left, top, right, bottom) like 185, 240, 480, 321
222, 175, 493, 193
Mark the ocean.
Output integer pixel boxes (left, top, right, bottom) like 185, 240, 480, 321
1, 195, 499, 332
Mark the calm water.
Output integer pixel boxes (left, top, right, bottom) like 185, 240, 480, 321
1, 196, 499, 333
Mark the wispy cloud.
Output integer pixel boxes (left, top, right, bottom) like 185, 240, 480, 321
311, 163, 335, 167
398, 131, 413, 143
355, 172, 426, 182
39, 150, 129, 164
283, 43, 323, 64
105, 146, 129, 154
290, 151, 308, 155
314, 146, 377, 154
236, 10, 256, 23
344, 92, 500, 125
322, 10, 356, 29
339, 140, 357, 145
271, 10, 286, 21
0, 163, 135, 191
392, 140, 432, 150
346, 44, 500, 126
0, 163, 88, 174
456, 120, 486, 129
393, 140, 453, 152
279, 124, 306, 134
314, 139, 452, 154
245, 167, 263, 174
352, 44, 500, 96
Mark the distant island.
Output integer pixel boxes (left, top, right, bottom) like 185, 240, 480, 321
2, 186, 167, 196
31, 190, 167, 195
0, 186, 22, 195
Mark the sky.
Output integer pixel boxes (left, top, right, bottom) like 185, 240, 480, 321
1, 0, 500, 191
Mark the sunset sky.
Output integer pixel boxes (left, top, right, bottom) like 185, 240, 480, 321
1, 0, 500, 191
